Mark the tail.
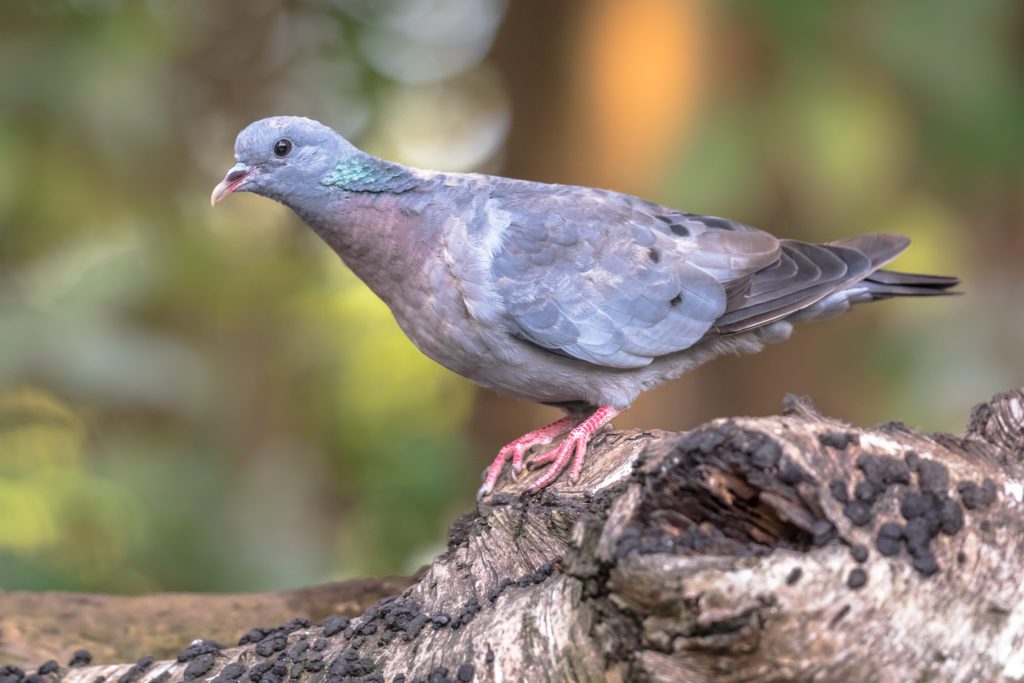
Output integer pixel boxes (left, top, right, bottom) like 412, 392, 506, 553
859, 269, 960, 298
784, 268, 959, 324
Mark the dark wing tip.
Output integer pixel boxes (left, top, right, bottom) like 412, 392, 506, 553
829, 233, 911, 269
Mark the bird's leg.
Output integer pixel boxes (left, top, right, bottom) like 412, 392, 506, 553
526, 406, 621, 491
525, 409, 614, 468
477, 416, 581, 499
508, 417, 581, 476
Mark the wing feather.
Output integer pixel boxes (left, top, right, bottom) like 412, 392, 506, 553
714, 235, 907, 333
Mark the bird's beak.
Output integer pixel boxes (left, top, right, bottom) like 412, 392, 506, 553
211, 163, 256, 206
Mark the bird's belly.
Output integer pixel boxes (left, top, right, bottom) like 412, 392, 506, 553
378, 264, 703, 408
386, 300, 625, 406
385, 290, 583, 403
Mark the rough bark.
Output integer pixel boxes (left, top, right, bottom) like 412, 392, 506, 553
3, 389, 1023, 683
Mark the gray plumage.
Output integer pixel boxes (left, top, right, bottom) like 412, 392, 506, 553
213, 115, 957, 417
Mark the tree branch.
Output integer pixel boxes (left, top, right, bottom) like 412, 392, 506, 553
3, 389, 1022, 682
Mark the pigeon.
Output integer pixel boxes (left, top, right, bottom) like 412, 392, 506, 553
212, 116, 959, 498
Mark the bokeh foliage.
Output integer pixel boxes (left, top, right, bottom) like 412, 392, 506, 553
0, 0, 1021, 592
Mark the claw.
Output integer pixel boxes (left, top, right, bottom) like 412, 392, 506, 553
478, 407, 621, 495
527, 406, 621, 491
478, 416, 580, 496
525, 444, 557, 469
511, 447, 528, 476
527, 436, 581, 491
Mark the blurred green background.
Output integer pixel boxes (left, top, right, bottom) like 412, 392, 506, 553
1, 0, 1021, 593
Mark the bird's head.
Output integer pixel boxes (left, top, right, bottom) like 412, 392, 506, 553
211, 116, 359, 207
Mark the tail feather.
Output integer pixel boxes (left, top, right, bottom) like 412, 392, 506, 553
864, 269, 960, 291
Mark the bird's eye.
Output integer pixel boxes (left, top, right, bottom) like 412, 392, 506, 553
273, 138, 292, 157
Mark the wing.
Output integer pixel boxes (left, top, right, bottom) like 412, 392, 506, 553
483, 181, 780, 368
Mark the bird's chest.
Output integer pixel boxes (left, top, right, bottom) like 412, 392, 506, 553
385, 255, 501, 377
319, 194, 518, 383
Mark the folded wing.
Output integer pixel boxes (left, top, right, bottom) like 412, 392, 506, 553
485, 184, 778, 368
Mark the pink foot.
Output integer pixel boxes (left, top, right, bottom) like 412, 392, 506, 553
526, 406, 621, 492
477, 416, 580, 499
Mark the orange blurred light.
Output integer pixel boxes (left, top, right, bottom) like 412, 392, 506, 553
569, 0, 706, 193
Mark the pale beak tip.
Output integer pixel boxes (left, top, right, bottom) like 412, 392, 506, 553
210, 181, 229, 207
211, 164, 253, 208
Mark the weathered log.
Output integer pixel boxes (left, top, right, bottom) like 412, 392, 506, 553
3, 388, 1022, 682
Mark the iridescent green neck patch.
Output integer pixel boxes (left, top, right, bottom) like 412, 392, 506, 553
321, 154, 420, 193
